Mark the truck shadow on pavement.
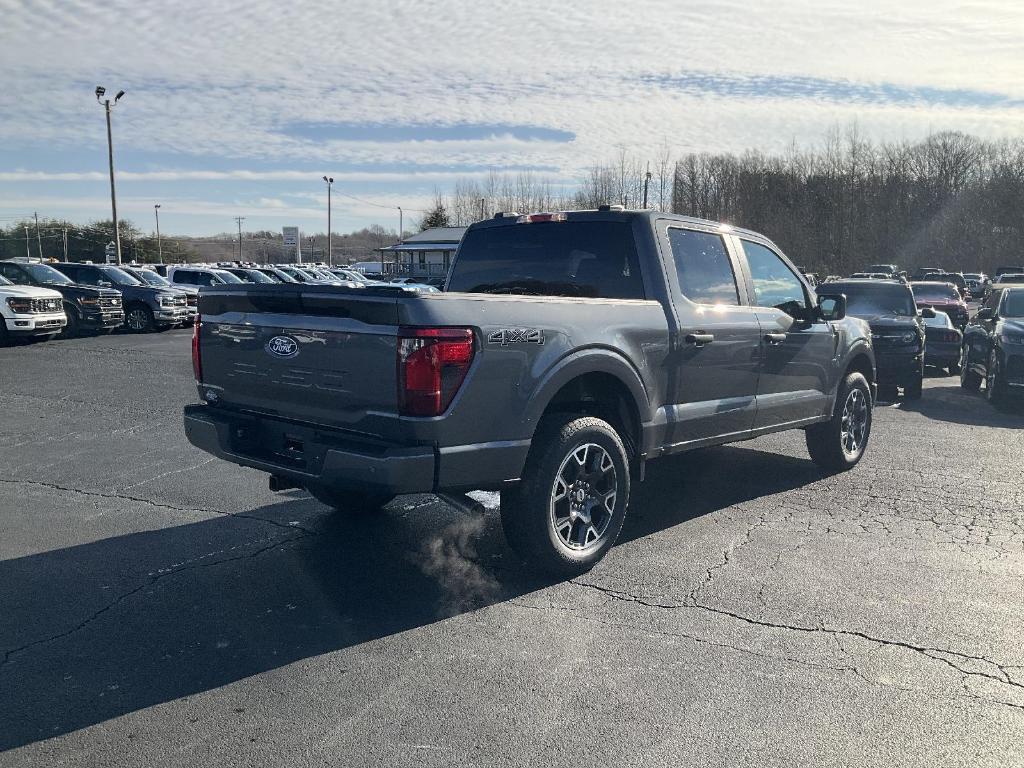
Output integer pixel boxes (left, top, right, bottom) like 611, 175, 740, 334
0, 444, 817, 751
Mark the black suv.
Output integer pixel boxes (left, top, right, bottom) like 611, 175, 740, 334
52, 262, 187, 333
961, 286, 1024, 409
828, 279, 933, 401
0, 259, 123, 336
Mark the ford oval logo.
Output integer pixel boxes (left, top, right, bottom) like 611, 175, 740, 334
266, 335, 299, 359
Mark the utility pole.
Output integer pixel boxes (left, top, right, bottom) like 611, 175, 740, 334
24, 226, 30, 259
642, 163, 652, 209
322, 176, 334, 266
308, 236, 314, 264
398, 207, 403, 244
154, 204, 163, 262
95, 86, 126, 264
34, 212, 43, 259
479, 197, 485, 221
234, 217, 245, 261
62, 228, 68, 259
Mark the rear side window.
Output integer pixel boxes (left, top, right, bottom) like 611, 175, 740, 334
667, 228, 739, 305
172, 271, 195, 285
447, 221, 645, 299
742, 240, 807, 312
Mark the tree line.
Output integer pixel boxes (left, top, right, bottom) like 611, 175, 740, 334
423, 129, 1024, 276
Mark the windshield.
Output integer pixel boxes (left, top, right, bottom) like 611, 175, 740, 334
1003, 291, 1024, 318
212, 270, 243, 284
830, 282, 916, 317
98, 266, 142, 286
447, 221, 645, 298
0, 274, 11, 286
230, 269, 274, 284
134, 269, 170, 286
24, 263, 74, 285
911, 283, 959, 302
924, 311, 952, 328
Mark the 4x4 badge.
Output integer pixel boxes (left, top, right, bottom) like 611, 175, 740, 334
487, 328, 544, 346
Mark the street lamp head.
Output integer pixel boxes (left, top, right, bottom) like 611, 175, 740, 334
322, 175, 328, 182
328, 177, 333, 183
95, 86, 106, 101
154, 203, 161, 209
114, 90, 125, 102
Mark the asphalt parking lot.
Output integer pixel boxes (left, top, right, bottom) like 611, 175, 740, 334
2, 329, 1023, 767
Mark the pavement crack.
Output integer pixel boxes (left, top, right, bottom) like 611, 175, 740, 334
0, 477, 316, 534
568, 579, 1024, 709
0, 530, 309, 668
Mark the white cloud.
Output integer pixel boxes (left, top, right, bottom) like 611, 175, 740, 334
1, 0, 1023, 233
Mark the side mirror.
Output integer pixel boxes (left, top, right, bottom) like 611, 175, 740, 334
817, 293, 846, 321
920, 306, 937, 319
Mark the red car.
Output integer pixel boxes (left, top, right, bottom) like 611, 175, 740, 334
910, 281, 969, 329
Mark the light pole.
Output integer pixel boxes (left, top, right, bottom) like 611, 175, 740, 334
234, 217, 245, 261
154, 204, 163, 263
398, 206, 403, 244
322, 175, 333, 265
642, 163, 652, 209
95, 86, 125, 264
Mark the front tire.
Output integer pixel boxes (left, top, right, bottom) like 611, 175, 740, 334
960, 345, 981, 390
501, 414, 630, 575
125, 305, 155, 333
60, 304, 80, 338
987, 351, 1009, 409
806, 372, 872, 472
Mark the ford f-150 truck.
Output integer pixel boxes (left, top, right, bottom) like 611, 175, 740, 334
0, 274, 66, 343
184, 209, 876, 573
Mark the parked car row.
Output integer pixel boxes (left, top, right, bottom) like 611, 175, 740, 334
0, 257, 446, 346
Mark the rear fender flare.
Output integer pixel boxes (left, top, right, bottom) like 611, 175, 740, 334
523, 347, 651, 435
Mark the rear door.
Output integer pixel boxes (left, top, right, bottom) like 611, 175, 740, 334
735, 238, 835, 428
657, 223, 762, 447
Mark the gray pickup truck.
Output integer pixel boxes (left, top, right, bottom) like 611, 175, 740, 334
184, 209, 875, 573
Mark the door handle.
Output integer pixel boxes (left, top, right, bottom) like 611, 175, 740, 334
764, 333, 787, 345
685, 333, 714, 346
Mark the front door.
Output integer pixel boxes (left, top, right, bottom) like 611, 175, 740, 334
738, 239, 836, 429
660, 225, 762, 447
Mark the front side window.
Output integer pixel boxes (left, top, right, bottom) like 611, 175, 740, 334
742, 241, 806, 315
667, 228, 738, 305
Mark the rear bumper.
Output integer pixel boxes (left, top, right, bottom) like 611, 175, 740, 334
183, 404, 530, 496
925, 342, 960, 366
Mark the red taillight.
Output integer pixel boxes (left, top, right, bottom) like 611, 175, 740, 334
192, 313, 202, 382
398, 327, 475, 416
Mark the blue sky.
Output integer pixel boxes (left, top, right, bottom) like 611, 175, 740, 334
1, 0, 1023, 237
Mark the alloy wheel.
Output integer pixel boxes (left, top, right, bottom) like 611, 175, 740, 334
549, 443, 618, 552
840, 388, 868, 457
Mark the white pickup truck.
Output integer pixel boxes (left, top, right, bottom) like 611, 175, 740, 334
0, 274, 66, 344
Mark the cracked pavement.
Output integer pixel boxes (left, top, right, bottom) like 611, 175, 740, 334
1, 330, 1023, 767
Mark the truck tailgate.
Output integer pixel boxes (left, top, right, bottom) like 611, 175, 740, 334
197, 286, 401, 432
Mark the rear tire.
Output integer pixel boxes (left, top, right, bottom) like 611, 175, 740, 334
500, 414, 629, 575
806, 372, 872, 473
307, 485, 392, 513
904, 373, 923, 400
877, 384, 898, 402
